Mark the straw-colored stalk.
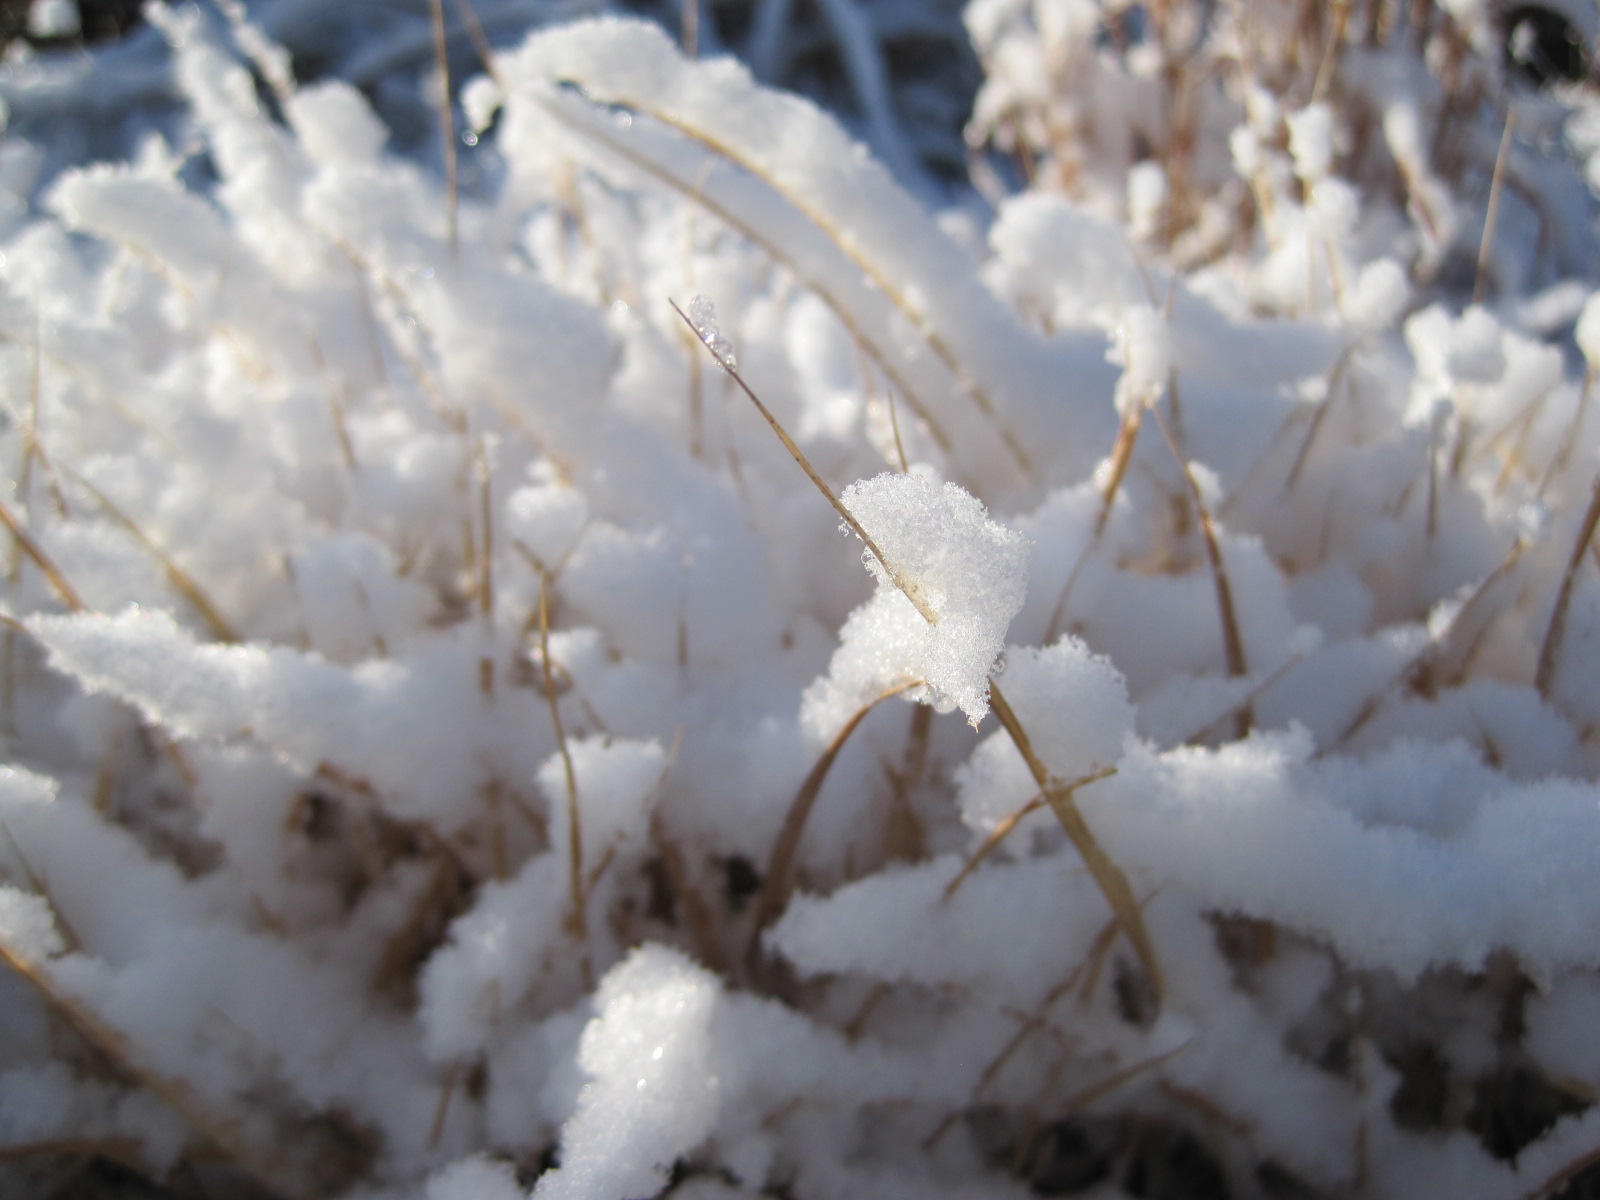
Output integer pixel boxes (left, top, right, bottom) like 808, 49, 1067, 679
675, 304, 1165, 1002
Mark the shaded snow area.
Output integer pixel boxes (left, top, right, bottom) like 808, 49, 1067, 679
5, 1, 1600, 1198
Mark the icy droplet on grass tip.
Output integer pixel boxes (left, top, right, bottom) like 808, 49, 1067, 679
686, 294, 737, 369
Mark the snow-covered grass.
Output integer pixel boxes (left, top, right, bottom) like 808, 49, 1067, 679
3, 1, 1600, 1197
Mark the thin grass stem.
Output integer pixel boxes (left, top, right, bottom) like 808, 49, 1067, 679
0, 500, 85, 613
681, 311, 1162, 1000
533, 89, 966, 460
988, 685, 1164, 1001
1148, 407, 1250, 734
1535, 471, 1600, 699
1473, 108, 1514, 306
669, 299, 935, 621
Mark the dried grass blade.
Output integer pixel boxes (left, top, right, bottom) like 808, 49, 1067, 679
607, 96, 1032, 480
0, 499, 85, 612
1519, 1142, 1600, 1200
988, 685, 1163, 1002
747, 679, 920, 964
1535, 471, 1600, 699
1285, 344, 1354, 492
0, 935, 302, 1199
429, 0, 459, 256
670, 299, 938, 625
1059, 1040, 1189, 1114
536, 90, 956, 457
61, 466, 239, 643
1043, 404, 1142, 643
1332, 533, 1527, 750
1149, 407, 1249, 730
1473, 108, 1514, 306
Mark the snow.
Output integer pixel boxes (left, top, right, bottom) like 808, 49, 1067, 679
2, 2, 1600, 1197
836, 471, 1029, 725
532, 945, 723, 1200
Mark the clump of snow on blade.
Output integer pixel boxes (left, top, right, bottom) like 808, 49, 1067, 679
686, 294, 737, 369
533, 945, 722, 1200
835, 472, 1029, 726
956, 638, 1133, 841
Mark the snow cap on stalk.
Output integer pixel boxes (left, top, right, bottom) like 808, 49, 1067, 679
835, 471, 1029, 727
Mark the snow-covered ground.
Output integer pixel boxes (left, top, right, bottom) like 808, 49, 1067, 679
2, 1, 1600, 1197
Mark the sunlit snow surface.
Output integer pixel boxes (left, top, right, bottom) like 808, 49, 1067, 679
2, 2, 1600, 1198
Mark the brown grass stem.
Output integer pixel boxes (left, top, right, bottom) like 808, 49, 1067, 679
1043, 403, 1147, 644
681, 0, 699, 56
1180, 651, 1307, 747
1332, 534, 1527, 750
60, 465, 239, 643
451, 0, 497, 80
669, 299, 937, 623
1538, 367, 1594, 499
746, 680, 920, 965
1148, 407, 1250, 734
1535, 471, 1600, 700
1058, 1040, 1189, 1114
923, 913, 1121, 1151
1284, 344, 1355, 492
943, 764, 1118, 902
679, 310, 1162, 1000
0, 934, 306, 1200
538, 571, 590, 986
0, 499, 85, 613
428, 0, 459, 257
987, 685, 1164, 1002
1473, 107, 1514, 306
532, 89, 963, 462
606, 97, 1034, 481
1312, 0, 1351, 102
1519, 1141, 1600, 1200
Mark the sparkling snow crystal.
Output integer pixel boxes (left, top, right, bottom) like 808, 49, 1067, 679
835, 472, 1029, 726
685, 294, 736, 369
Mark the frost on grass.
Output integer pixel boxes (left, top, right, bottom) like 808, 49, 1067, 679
6, 5, 1600, 1198
685, 294, 736, 369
